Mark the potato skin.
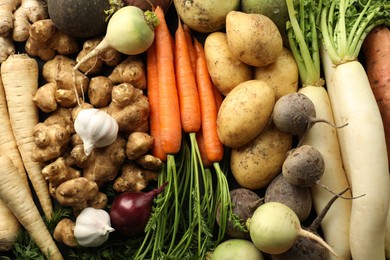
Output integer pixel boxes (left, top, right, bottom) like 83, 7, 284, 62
217, 80, 275, 148
205, 32, 253, 96
173, 0, 240, 33
231, 122, 292, 190
254, 48, 299, 100
226, 11, 283, 67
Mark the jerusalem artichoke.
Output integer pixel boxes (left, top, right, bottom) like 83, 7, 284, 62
0, 0, 21, 37
13, 0, 48, 42
25, 19, 79, 61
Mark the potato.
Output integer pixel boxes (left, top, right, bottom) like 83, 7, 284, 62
204, 32, 253, 96
226, 11, 283, 67
231, 122, 292, 190
217, 80, 275, 148
254, 48, 299, 100
173, 0, 240, 33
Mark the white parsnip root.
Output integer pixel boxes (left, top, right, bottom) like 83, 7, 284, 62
1, 54, 53, 219
0, 155, 63, 259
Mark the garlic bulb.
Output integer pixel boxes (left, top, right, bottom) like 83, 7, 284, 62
74, 207, 115, 247
74, 108, 119, 156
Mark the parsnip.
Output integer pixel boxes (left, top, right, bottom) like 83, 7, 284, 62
1, 54, 53, 219
0, 155, 63, 259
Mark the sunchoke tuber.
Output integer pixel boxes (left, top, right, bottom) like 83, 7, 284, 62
0, 0, 21, 37
0, 36, 15, 63
42, 55, 89, 106
32, 122, 71, 162
108, 56, 146, 89
113, 161, 158, 192
53, 218, 78, 248
106, 83, 150, 136
136, 154, 163, 171
13, 0, 48, 42
42, 157, 81, 197
25, 19, 78, 60
88, 76, 113, 108
55, 177, 107, 215
32, 82, 57, 113
82, 136, 127, 187
76, 37, 122, 75
126, 132, 154, 160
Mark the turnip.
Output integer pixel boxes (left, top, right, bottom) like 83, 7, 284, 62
273, 92, 346, 138
73, 5, 159, 73
208, 239, 264, 260
265, 173, 312, 222
271, 187, 351, 260
246, 201, 337, 257
216, 188, 263, 239
282, 145, 325, 188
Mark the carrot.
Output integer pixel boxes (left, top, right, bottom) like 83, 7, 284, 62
194, 37, 224, 162
0, 54, 53, 219
154, 6, 182, 155
175, 18, 201, 134
212, 83, 223, 111
0, 155, 63, 260
362, 25, 390, 166
183, 23, 197, 74
195, 130, 212, 168
147, 41, 167, 161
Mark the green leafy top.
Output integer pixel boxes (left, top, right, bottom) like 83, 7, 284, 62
286, 0, 324, 87
320, 0, 390, 65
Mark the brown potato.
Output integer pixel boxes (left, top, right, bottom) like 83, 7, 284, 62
217, 80, 275, 148
230, 122, 292, 190
226, 11, 283, 67
254, 48, 299, 100
204, 32, 253, 96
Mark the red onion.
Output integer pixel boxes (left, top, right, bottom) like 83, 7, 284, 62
109, 182, 167, 237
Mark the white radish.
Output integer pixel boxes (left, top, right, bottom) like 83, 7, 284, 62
299, 85, 352, 260
320, 1, 390, 258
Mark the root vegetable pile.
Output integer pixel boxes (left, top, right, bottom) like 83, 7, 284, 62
0, 1, 389, 259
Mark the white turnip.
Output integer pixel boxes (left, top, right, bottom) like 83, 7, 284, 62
73, 6, 159, 73
209, 239, 264, 260
247, 202, 337, 257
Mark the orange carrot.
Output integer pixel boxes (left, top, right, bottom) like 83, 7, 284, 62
147, 41, 167, 161
212, 83, 224, 111
195, 130, 212, 168
183, 23, 197, 74
175, 19, 201, 134
362, 25, 390, 166
154, 6, 182, 155
194, 38, 224, 162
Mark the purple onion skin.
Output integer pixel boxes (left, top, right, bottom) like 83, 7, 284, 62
109, 182, 167, 237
